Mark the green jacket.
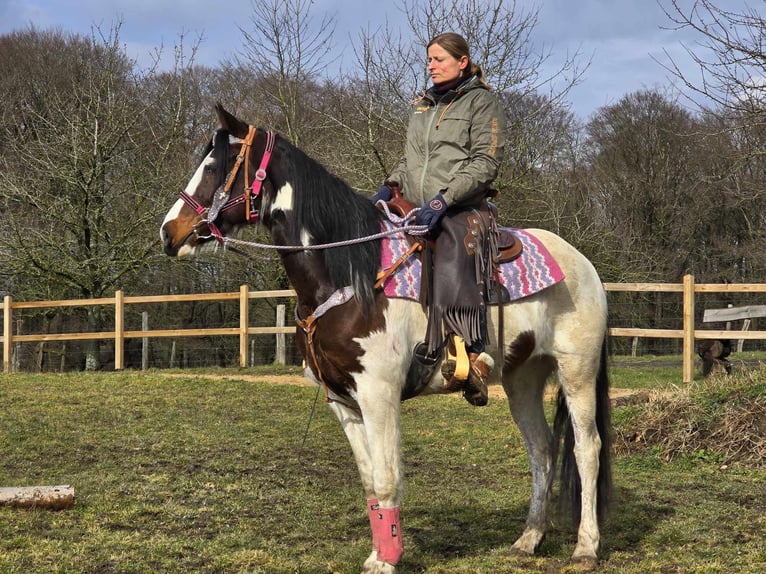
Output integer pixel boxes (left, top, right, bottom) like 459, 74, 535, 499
387, 75, 506, 207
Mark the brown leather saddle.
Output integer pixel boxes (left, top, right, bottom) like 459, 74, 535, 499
495, 228, 522, 264
378, 190, 519, 399
381, 192, 522, 265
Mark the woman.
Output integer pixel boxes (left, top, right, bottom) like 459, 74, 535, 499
372, 32, 507, 405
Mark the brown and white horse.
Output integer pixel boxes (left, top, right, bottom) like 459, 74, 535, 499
160, 104, 612, 573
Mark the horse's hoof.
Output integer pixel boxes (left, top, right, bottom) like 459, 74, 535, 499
564, 555, 599, 572
362, 553, 397, 574
508, 545, 534, 557
361, 562, 397, 574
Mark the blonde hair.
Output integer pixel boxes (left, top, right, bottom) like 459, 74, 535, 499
427, 32, 486, 83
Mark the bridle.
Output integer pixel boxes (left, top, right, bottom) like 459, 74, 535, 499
179, 126, 276, 243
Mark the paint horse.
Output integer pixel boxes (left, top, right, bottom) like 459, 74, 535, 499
160, 104, 612, 573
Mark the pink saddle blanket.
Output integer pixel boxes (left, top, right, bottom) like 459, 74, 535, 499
380, 223, 564, 302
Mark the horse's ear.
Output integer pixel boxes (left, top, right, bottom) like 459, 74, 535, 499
215, 102, 250, 138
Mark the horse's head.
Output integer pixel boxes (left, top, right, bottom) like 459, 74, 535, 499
160, 104, 276, 257
162, 103, 383, 309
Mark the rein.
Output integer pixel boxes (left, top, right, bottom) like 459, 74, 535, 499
217, 221, 427, 251
198, 202, 429, 252
176, 134, 429, 406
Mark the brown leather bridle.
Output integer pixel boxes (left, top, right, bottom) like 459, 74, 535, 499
179, 126, 276, 243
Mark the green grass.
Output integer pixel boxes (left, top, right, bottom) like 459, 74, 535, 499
610, 350, 766, 390
0, 368, 764, 573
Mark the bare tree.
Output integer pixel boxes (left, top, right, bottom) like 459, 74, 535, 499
657, 1, 766, 281
0, 25, 200, 368
660, 0, 766, 137
496, 91, 585, 226
584, 90, 703, 280
235, 0, 337, 146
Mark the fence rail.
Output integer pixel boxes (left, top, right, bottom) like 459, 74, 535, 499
4, 275, 766, 381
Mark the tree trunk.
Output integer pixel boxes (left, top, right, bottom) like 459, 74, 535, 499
85, 307, 100, 371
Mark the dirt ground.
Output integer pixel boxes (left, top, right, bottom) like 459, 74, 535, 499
179, 372, 642, 404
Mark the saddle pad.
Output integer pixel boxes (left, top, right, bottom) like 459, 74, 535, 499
380, 223, 564, 302
380, 221, 423, 299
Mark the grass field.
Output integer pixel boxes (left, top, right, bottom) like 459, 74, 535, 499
0, 364, 764, 573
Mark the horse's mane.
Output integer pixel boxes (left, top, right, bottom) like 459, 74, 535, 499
266, 135, 383, 309
210, 131, 230, 189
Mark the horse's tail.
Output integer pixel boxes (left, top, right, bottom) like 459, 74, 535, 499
552, 334, 613, 525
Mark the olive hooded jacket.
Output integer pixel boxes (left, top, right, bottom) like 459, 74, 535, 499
387, 74, 506, 208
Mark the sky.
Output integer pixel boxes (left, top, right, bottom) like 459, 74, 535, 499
0, 0, 754, 120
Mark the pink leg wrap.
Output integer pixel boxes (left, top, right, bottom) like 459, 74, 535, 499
366, 498, 380, 551
371, 505, 403, 565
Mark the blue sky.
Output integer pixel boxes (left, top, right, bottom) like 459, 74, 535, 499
0, 0, 751, 119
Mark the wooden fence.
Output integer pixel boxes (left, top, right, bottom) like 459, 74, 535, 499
2, 287, 295, 374
3, 275, 766, 382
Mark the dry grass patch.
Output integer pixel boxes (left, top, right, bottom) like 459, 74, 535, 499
614, 366, 766, 468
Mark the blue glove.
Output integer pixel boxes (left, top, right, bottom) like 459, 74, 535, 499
370, 184, 393, 204
415, 193, 448, 231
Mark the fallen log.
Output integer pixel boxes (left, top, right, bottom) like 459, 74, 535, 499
0, 485, 75, 510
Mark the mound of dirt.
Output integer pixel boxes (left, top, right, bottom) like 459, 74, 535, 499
614, 369, 766, 468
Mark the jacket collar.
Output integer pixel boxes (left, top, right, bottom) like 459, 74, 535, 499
424, 74, 483, 105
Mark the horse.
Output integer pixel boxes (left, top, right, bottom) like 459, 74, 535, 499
160, 103, 612, 573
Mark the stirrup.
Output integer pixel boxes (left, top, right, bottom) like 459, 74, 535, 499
441, 335, 470, 392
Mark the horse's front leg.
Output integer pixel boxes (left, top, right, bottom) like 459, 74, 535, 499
325, 401, 382, 561
354, 373, 404, 573
327, 390, 401, 574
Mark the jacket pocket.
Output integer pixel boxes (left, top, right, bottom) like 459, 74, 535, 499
433, 114, 471, 150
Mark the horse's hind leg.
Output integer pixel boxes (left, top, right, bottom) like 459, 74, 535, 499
557, 354, 604, 567
502, 357, 556, 555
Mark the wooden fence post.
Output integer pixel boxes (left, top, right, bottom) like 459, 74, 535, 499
141, 312, 149, 371
683, 274, 695, 383
14, 319, 22, 372
276, 304, 286, 365
114, 290, 124, 370
3, 295, 11, 373
239, 285, 249, 368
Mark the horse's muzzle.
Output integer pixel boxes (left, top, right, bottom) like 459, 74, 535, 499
160, 226, 179, 257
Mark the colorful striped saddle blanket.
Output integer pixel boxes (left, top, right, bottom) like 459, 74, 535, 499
379, 223, 564, 302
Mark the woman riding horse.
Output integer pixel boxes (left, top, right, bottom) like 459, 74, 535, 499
373, 32, 507, 407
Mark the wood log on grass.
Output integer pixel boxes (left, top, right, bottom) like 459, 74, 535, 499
0, 485, 75, 510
